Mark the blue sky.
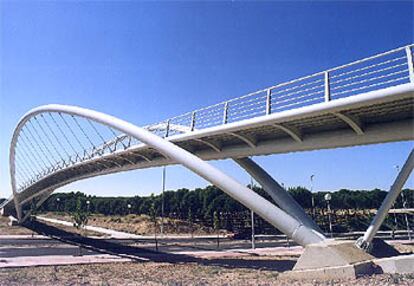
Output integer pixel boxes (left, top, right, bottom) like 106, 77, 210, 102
0, 1, 413, 198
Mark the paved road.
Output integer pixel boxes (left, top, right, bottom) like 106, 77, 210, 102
0, 246, 97, 258
0, 235, 297, 255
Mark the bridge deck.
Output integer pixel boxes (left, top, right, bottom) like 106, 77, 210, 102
2, 45, 414, 216
10, 83, 414, 210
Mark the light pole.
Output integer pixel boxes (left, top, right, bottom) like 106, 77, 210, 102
324, 193, 333, 238
310, 175, 316, 219
250, 176, 255, 249
56, 197, 60, 213
161, 166, 166, 236
86, 200, 90, 213
395, 165, 412, 241
127, 203, 132, 215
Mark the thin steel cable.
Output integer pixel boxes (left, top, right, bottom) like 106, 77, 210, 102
14, 155, 33, 186
270, 77, 324, 97
58, 113, 88, 160
32, 116, 65, 167
16, 142, 43, 177
30, 118, 61, 164
105, 127, 120, 152
272, 89, 324, 106
272, 96, 324, 112
16, 145, 37, 181
41, 113, 72, 162
16, 155, 37, 186
15, 171, 26, 190
49, 113, 82, 162
330, 62, 407, 85
14, 157, 32, 184
331, 76, 409, 97
330, 56, 406, 79
87, 119, 106, 143
271, 83, 325, 102
89, 119, 127, 150
19, 129, 49, 171
23, 123, 55, 167
330, 69, 408, 91
71, 116, 96, 151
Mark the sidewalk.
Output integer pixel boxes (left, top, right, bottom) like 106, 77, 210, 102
0, 254, 132, 268
36, 216, 142, 239
35, 215, 227, 239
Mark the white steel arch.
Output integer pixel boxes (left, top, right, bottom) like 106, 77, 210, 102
3, 44, 414, 252
10, 104, 326, 246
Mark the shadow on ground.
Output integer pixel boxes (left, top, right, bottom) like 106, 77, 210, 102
23, 220, 296, 272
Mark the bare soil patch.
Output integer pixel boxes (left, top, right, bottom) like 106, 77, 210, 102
42, 212, 224, 236
0, 216, 33, 235
0, 259, 413, 286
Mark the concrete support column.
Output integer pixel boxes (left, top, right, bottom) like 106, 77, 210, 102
235, 157, 324, 234
356, 148, 414, 252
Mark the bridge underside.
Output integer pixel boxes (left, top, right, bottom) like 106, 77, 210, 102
8, 85, 413, 215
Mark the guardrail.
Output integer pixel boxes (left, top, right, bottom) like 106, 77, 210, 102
151, 44, 414, 137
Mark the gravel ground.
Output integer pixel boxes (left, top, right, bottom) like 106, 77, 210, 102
0, 217, 33, 235
1, 259, 414, 286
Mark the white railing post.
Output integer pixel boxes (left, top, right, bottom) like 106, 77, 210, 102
190, 112, 196, 131
266, 89, 272, 115
405, 46, 414, 83
223, 102, 229, 124
324, 72, 331, 102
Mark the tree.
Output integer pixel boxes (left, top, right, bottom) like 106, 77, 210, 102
288, 187, 313, 208
72, 198, 89, 230
72, 198, 89, 256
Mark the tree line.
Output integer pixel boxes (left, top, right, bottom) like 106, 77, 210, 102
38, 186, 413, 216
34, 185, 413, 234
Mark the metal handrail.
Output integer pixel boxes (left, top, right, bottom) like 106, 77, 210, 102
11, 44, 414, 192
150, 44, 414, 135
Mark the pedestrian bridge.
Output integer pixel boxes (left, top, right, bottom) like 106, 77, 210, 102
2, 45, 414, 249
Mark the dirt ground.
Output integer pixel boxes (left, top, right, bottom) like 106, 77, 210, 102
1, 259, 413, 286
41, 212, 223, 236
0, 216, 33, 235
2, 214, 414, 285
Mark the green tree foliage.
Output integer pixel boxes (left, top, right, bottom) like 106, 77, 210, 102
72, 198, 89, 229
39, 186, 413, 234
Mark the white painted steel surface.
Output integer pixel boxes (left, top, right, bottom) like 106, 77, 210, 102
11, 104, 326, 246
235, 157, 323, 234
1, 44, 413, 247
356, 149, 414, 251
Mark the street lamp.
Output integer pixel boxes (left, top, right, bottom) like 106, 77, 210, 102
395, 165, 412, 241
86, 200, 90, 213
324, 193, 333, 238
56, 197, 61, 213
127, 203, 132, 215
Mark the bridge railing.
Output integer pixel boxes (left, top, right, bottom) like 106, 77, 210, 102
151, 44, 414, 135
10, 45, 414, 195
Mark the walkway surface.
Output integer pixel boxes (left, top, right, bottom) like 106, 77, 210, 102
0, 254, 131, 268
2, 216, 412, 269
35, 215, 227, 239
